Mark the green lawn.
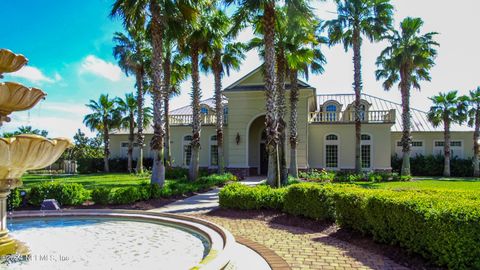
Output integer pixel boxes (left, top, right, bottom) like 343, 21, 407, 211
356, 178, 480, 191
21, 173, 168, 190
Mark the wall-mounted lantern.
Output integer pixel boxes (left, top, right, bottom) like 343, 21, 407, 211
235, 133, 241, 145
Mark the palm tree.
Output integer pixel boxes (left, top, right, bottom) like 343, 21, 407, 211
326, 0, 393, 173
116, 93, 153, 172
285, 20, 327, 178
111, 0, 198, 185
200, 9, 246, 174
226, 0, 280, 186
427, 91, 467, 177
178, 8, 213, 181
112, 27, 150, 174
2, 126, 49, 138
376, 17, 439, 176
464, 87, 480, 177
84, 94, 120, 172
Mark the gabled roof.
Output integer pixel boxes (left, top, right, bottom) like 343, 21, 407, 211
170, 97, 227, 115
224, 65, 313, 91
317, 93, 468, 132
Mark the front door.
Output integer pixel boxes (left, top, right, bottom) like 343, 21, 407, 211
260, 142, 268, 175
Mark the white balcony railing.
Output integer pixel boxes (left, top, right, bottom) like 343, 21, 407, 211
309, 110, 396, 124
169, 114, 227, 126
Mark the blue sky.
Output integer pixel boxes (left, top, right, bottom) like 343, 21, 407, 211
1, 0, 479, 137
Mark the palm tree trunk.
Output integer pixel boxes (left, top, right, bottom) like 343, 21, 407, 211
103, 125, 110, 173
127, 114, 134, 173
353, 29, 362, 173
276, 48, 287, 185
263, 1, 280, 187
164, 50, 172, 168
135, 69, 145, 174
400, 69, 411, 176
213, 51, 225, 174
444, 117, 451, 177
189, 47, 201, 181
474, 109, 480, 177
149, 1, 165, 186
289, 70, 299, 178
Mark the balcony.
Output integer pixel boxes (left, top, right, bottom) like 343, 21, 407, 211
309, 109, 396, 124
169, 114, 228, 126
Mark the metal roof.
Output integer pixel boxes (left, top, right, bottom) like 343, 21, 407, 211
317, 93, 468, 132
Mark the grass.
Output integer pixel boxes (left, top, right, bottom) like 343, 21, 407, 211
355, 178, 480, 191
21, 173, 172, 190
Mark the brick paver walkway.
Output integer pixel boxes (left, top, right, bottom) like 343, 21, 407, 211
195, 213, 408, 270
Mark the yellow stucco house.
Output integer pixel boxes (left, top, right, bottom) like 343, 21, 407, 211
110, 67, 474, 177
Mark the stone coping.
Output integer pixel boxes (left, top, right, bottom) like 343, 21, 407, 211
10, 209, 236, 270
236, 236, 290, 270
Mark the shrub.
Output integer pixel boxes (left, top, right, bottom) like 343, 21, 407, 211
91, 187, 110, 205
7, 188, 22, 209
219, 183, 287, 210
391, 154, 473, 177
299, 169, 335, 182
109, 187, 142, 205
28, 182, 88, 206
165, 167, 188, 179
283, 183, 337, 221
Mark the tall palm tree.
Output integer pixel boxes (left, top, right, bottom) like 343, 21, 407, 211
200, 9, 246, 174
285, 20, 327, 178
463, 87, 480, 177
376, 17, 439, 176
112, 27, 150, 174
226, 0, 280, 186
178, 8, 214, 181
327, 0, 393, 173
84, 94, 120, 173
116, 93, 153, 173
427, 91, 467, 177
111, 0, 198, 185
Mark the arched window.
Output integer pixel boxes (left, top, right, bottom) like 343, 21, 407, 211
324, 134, 339, 168
201, 107, 209, 115
183, 135, 192, 166
325, 104, 337, 121
359, 104, 366, 121
210, 135, 218, 166
361, 134, 372, 169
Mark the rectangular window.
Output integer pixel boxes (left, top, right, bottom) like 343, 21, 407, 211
451, 141, 462, 147
184, 145, 192, 166
435, 141, 444, 147
361, 145, 371, 168
411, 141, 423, 147
210, 145, 218, 166
325, 145, 338, 168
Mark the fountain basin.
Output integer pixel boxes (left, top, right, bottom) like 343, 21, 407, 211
7, 210, 235, 270
0, 49, 28, 75
0, 83, 46, 124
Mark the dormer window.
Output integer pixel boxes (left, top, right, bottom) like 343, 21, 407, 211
325, 104, 338, 121
200, 107, 209, 115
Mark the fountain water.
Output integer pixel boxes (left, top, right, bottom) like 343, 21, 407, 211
0, 49, 73, 255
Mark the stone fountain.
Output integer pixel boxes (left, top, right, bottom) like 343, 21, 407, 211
0, 49, 73, 255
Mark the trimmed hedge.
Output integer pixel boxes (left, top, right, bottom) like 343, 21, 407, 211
219, 183, 287, 210
283, 183, 336, 221
28, 182, 88, 206
7, 188, 22, 209
391, 154, 473, 177
219, 182, 480, 268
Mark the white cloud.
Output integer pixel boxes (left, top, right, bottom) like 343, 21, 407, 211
8, 66, 61, 84
79, 55, 123, 82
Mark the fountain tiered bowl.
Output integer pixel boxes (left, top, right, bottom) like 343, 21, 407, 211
0, 49, 27, 75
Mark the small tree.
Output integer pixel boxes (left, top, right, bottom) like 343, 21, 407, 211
427, 91, 467, 177
84, 94, 121, 173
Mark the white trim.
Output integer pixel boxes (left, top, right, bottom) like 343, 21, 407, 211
360, 133, 373, 170
324, 133, 340, 169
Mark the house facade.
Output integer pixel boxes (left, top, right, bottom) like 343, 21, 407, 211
110, 67, 474, 177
